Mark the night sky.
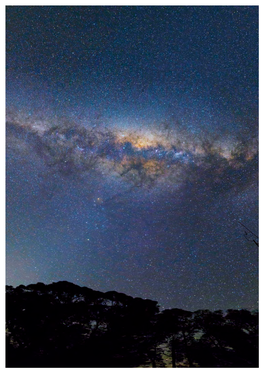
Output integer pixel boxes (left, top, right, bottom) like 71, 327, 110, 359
6, 5, 258, 311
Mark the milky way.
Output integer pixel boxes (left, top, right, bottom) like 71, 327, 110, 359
6, 112, 257, 195
6, 6, 258, 311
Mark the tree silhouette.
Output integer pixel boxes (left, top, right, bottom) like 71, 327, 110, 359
239, 222, 259, 247
158, 308, 195, 367
6, 281, 258, 367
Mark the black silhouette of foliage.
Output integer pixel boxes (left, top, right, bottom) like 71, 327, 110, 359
6, 281, 159, 367
6, 281, 258, 367
158, 308, 196, 367
191, 309, 259, 367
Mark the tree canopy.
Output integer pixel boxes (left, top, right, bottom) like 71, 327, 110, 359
6, 281, 258, 367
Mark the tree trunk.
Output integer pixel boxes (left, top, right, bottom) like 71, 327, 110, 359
182, 330, 193, 367
171, 338, 176, 367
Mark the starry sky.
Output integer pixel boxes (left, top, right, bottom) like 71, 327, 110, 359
6, 5, 258, 311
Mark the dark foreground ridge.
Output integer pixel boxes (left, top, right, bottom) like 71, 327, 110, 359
6, 281, 258, 367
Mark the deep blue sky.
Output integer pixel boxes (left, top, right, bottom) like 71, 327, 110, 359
6, 6, 258, 311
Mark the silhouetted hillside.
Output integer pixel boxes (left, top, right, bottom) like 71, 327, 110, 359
6, 281, 258, 367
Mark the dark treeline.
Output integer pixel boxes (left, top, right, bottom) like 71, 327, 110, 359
6, 281, 258, 367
